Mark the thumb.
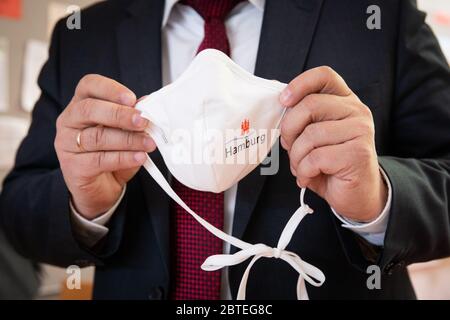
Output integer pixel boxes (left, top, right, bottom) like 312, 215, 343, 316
280, 66, 352, 107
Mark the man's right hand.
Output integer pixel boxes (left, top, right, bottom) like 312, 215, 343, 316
55, 75, 156, 220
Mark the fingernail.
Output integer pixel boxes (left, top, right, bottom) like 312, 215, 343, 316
120, 92, 136, 106
280, 88, 292, 104
134, 152, 146, 163
132, 114, 148, 128
143, 137, 153, 149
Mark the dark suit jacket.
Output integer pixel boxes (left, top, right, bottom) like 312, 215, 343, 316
1, 0, 449, 299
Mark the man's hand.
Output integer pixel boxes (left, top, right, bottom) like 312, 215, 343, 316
279, 67, 387, 222
55, 75, 156, 220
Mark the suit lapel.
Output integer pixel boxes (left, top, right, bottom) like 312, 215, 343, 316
232, 0, 325, 243
116, 0, 164, 98
116, 0, 171, 277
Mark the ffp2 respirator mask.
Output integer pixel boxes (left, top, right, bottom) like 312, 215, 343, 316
136, 49, 325, 299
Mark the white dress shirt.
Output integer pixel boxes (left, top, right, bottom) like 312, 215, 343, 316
70, 0, 392, 300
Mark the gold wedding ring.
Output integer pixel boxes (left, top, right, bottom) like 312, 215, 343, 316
76, 130, 85, 152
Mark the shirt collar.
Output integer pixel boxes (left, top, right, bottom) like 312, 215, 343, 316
162, 0, 265, 28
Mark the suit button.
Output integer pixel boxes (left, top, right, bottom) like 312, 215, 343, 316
148, 286, 164, 300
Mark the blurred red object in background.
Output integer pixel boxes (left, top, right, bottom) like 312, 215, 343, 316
0, 0, 21, 20
433, 11, 450, 26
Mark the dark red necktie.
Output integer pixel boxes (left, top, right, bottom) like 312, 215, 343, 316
170, 0, 244, 300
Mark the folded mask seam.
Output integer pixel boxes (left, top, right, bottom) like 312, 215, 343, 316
148, 50, 286, 100
197, 49, 288, 90
202, 99, 221, 193
145, 101, 190, 189
154, 101, 213, 193
137, 50, 286, 119
209, 53, 287, 91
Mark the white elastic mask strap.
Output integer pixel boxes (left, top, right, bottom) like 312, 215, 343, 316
142, 154, 325, 300
143, 154, 249, 250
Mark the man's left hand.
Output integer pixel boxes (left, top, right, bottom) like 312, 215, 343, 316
279, 66, 387, 222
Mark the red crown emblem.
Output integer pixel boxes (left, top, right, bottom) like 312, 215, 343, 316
241, 119, 250, 136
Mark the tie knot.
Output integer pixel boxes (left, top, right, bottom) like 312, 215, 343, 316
182, 0, 244, 21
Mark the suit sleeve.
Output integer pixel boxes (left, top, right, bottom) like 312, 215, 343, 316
332, 0, 450, 275
377, 0, 450, 274
0, 21, 128, 268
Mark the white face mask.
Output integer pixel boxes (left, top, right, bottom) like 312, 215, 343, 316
136, 49, 325, 300
138, 49, 287, 193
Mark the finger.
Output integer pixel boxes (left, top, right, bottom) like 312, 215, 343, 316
288, 117, 370, 169
64, 126, 156, 153
73, 74, 136, 106
280, 94, 354, 149
78, 151, 147, 175
65, 99, 149, 131
280, 66, 352, 107
295, 141, 361, 188
294, 144, 344, 191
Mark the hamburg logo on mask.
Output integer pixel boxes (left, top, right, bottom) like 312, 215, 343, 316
224, 118, 267, 160
241, 119, 250, 136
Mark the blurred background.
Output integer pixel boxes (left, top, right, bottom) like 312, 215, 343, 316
0, 0, 449, 300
